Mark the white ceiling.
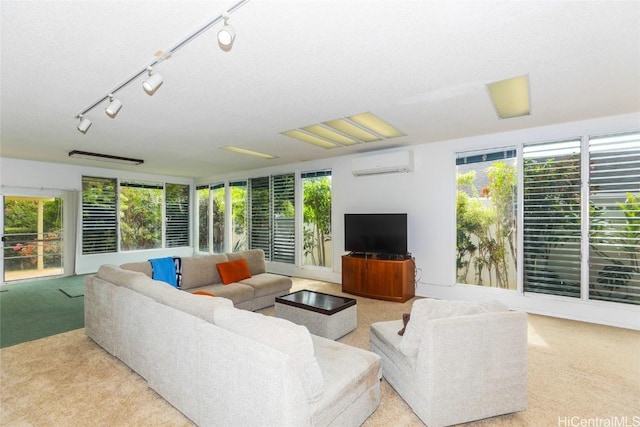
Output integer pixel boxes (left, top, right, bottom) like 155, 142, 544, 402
1, 0, 639, 178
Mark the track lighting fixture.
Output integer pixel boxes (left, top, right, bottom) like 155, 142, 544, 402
105, 94, 122, 118
217, 13, 236, 50
76, 115, 92, 134
74, 0, 250, 132
142, 68, 163, 96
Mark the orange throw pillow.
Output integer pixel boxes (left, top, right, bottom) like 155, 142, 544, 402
216, 258, 252, 285
193, 290, 216, 297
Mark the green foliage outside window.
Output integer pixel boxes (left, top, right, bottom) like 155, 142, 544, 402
303, 176, 332, 267
456, 161, 517, 288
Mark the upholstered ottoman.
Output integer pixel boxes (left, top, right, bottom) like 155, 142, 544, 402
275, 290, 357, 340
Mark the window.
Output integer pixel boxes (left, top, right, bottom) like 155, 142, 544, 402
119, 181, 163, 251
522, 140, 582, 297
82, 176, 117, 254
272, 173, 295, 264
196, 185, 210, 252
230, 181, 247, 252
302, 170, 332, 267
455, 149, 517, 289
249, 177, 271, 258
211, 184, 225, 253
165, 183, 190, 248
474, 131, 640, 306
589, 132, 640, 305
81, 176, 190, 254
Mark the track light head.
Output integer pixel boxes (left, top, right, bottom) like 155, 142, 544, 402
105, 94, 123, 118
142, 68, 163, 95
218, 13, 236, 51
76, 114, 92, 134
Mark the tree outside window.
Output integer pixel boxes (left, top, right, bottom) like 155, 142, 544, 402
119, 181, 162, 251
302, 171, 332, 268
456, 150, 517, 289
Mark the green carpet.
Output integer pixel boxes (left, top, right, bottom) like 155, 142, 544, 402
0, 275, 88, 348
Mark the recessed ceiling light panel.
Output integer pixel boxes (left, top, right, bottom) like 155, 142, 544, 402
487, 75, 531, 119
323, 119, 381, 142
220, 145, 277, 159
349, 112, 405, 138
302, 125, 359, 145
281, 130, 339, 149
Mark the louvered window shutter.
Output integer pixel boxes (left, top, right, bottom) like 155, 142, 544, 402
81, 176, 117, 254
523, 140, 582, 297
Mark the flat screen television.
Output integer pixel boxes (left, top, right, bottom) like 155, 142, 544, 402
344, 213, 408, 256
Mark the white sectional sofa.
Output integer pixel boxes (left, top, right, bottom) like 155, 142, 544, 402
85, 263, 382, 426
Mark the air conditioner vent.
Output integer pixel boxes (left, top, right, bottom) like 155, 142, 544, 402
352, 150, 414, 176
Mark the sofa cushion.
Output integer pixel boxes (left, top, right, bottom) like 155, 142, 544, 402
180, 254, 228, 290
217, 258, 252, 285
227, 249, 267, 275
398, 299, 508, 359
186, 283, 254, 306
238, 273, 291, 298
308, 334, 382, 426
120, 261, 153, 277
98, 264, 148, 286
213, 307, 325, 401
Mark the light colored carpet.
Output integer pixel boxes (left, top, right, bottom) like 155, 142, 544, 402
1, 278, 638, 426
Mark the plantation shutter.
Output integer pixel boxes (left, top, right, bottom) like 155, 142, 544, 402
81, 176, 117, 254
272, 173, 295, 264
165, 183, 190, 248
301, 170, 332, 179
522, 140, 582, 297
249, 177, 271, 259
588, 132, 640, 305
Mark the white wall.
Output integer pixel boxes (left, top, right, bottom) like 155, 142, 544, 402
2, 112, 639, 329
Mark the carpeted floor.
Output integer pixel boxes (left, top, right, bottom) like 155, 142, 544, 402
1, 277, 638, 426
0, 275, 87, 348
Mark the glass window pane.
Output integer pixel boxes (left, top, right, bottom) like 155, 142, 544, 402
230, 181, 248, 252
82, 176, 117, 254
302, 170, 332, 267
589, 132, 640, 305
119, 181, 162, 251
522, 140, 581, 297
211, 185, 225, 253
456, 149, 517, 289
249, 177, 270, 258
272, 174, 295, 264
197, 186, 210, 252
166, 183, 190, 248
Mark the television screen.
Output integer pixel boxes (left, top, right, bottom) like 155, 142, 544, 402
344, 213, 408, 256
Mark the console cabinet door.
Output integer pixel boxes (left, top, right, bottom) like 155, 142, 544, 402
342, 255, 365, 294
342, 256, 415, 302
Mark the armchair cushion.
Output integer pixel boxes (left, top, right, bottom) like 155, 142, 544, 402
398, 299, 508, 359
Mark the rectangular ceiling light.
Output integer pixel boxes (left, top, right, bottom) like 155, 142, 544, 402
349, 112, 405, 138
281, 130, 339, 149
487, 75, 531, 119
323, 119, 381, 142
68, 150, 144, 165
220, 145, 277, 159
302, 125, 359, 146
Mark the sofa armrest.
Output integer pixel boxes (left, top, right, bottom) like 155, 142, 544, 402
415, 311, 528, 426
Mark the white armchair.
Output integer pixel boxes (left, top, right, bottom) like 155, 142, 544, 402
370, 299, 528, 427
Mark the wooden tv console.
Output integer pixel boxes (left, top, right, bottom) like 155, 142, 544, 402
341, 254, 415, 303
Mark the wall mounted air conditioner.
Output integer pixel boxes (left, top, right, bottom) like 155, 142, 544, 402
351, 150, 414, 176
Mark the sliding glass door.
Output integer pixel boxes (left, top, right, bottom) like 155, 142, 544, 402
2, 195, 64, 282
